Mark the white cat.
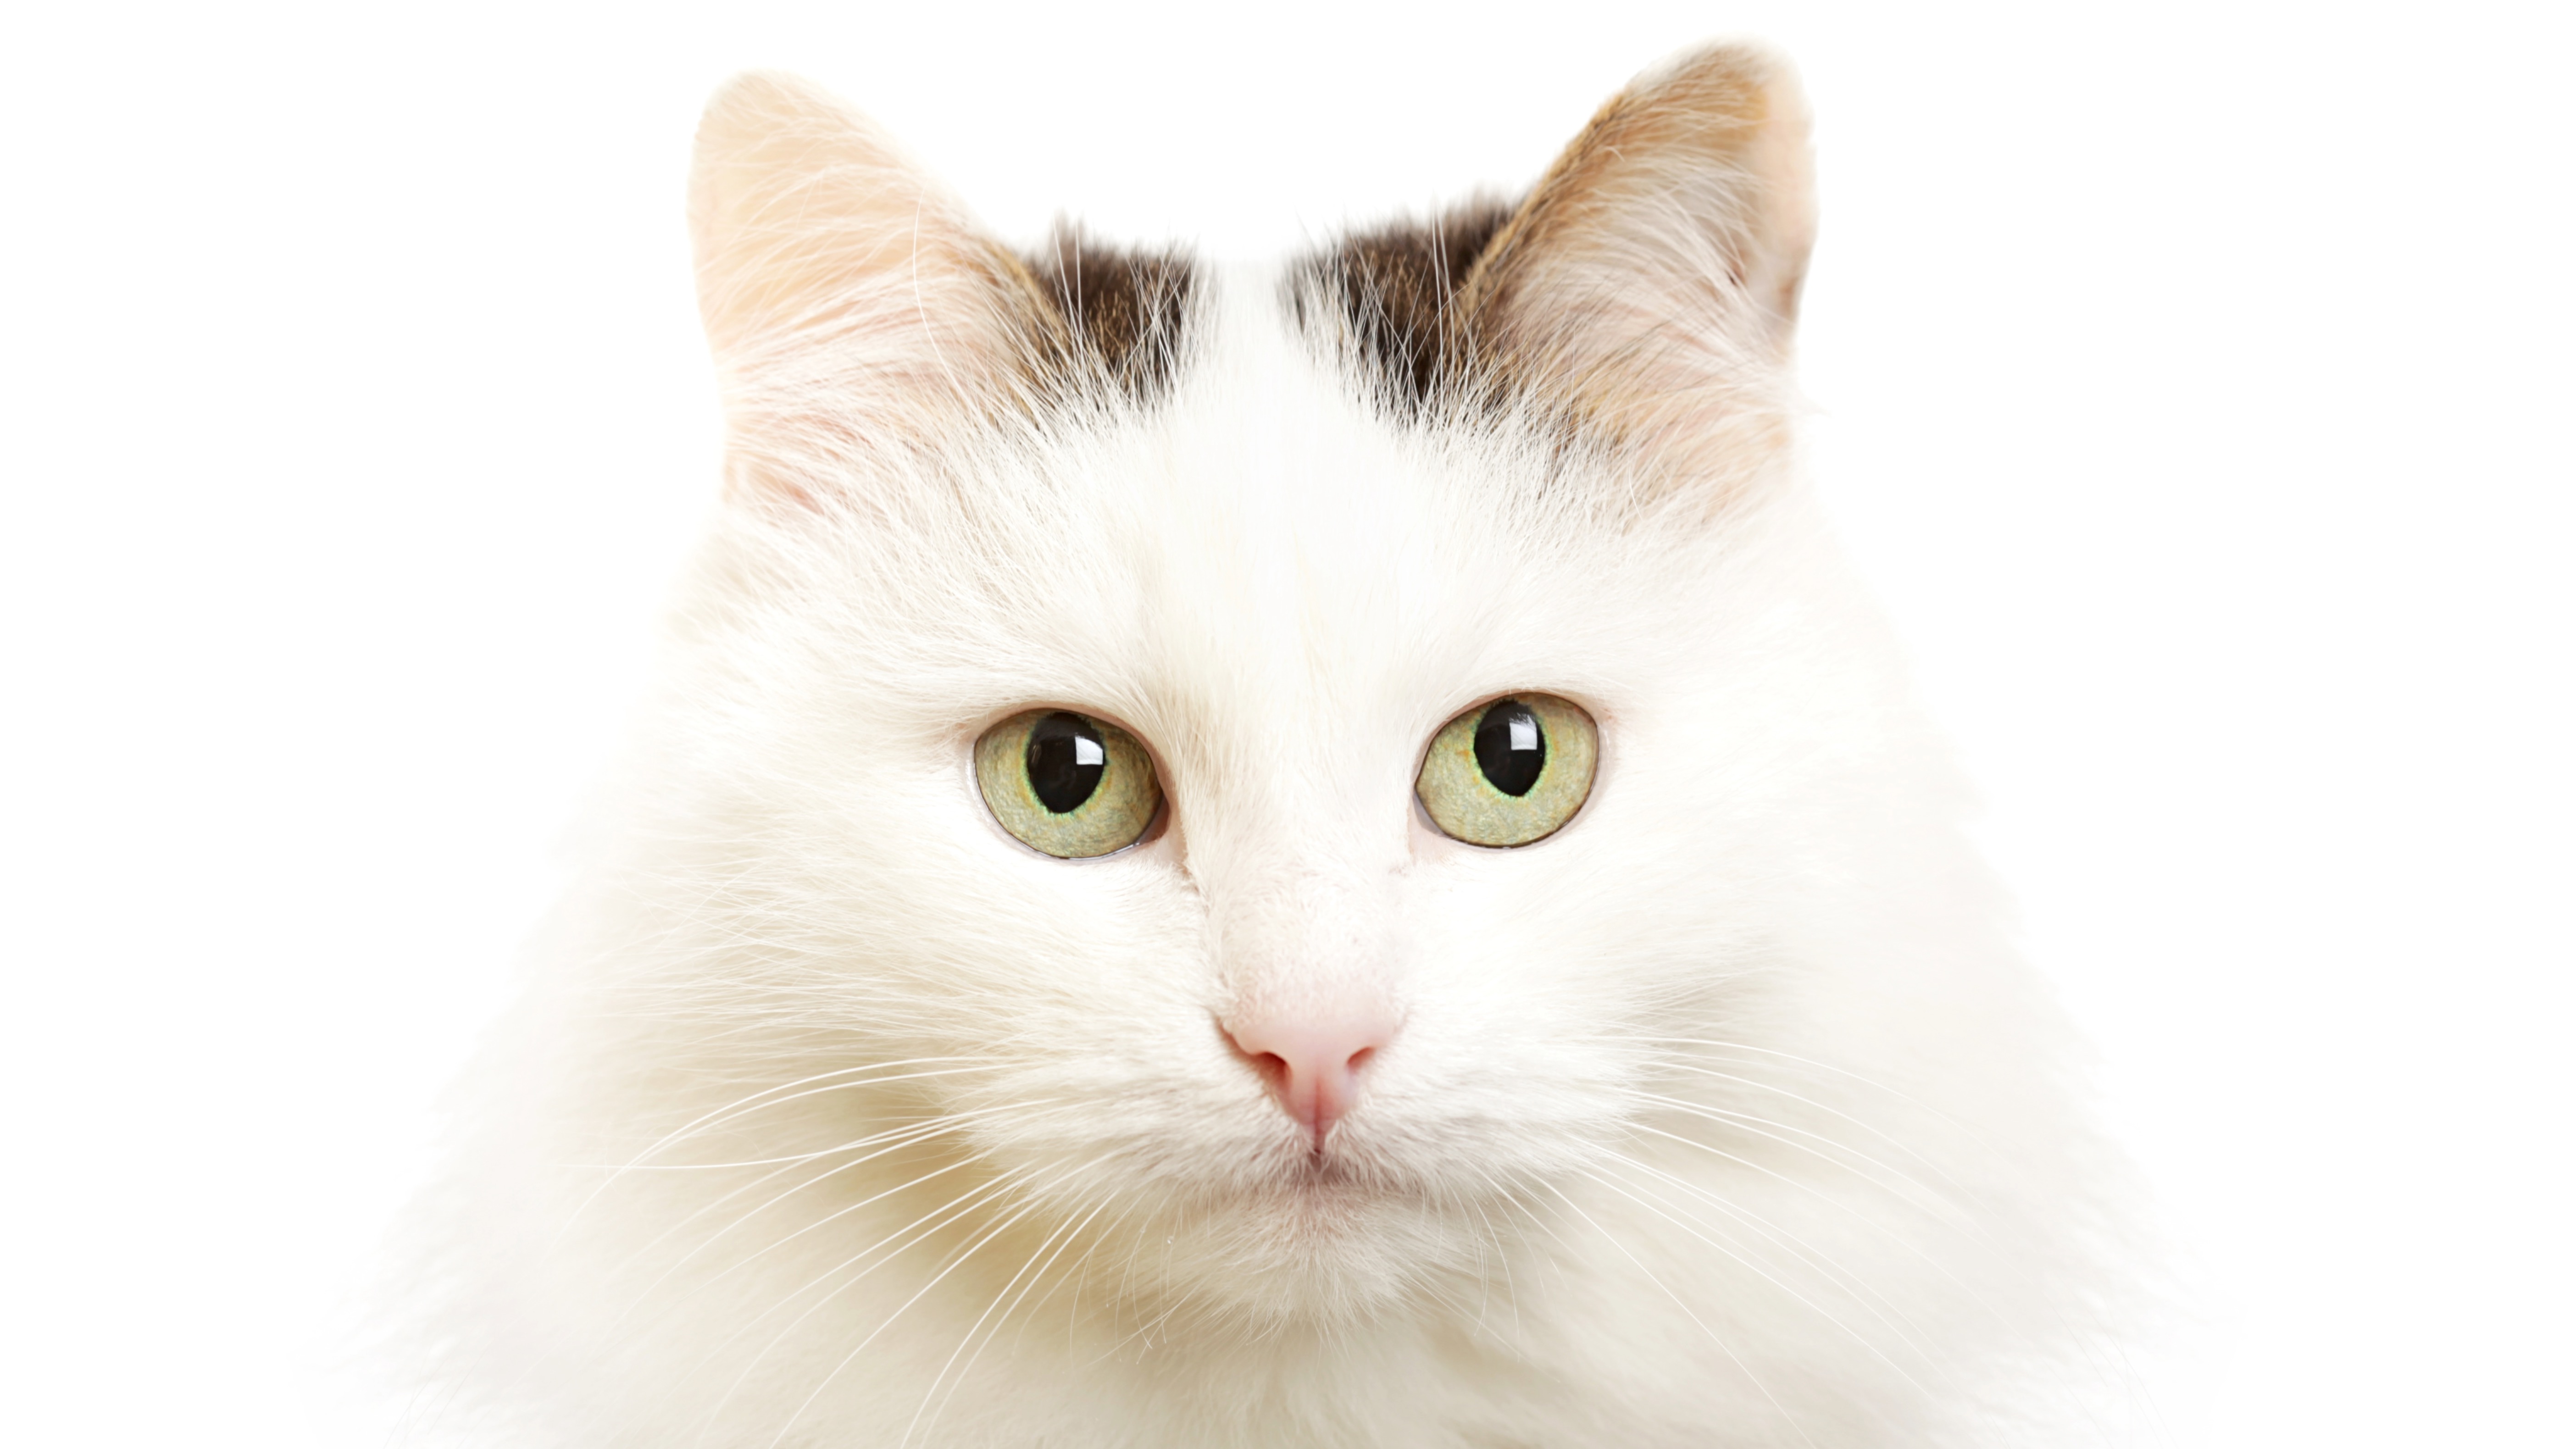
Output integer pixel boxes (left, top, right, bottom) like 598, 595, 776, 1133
415, 42, 2128, 1448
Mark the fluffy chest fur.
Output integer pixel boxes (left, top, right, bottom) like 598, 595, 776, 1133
422, 44, 2120, 1449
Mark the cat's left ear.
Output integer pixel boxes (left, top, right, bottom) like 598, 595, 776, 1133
688, 73, 1048, 497
1458, 44, 1815, 483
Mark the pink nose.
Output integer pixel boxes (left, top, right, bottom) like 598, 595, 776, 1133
1221, 1009, 1396, 1149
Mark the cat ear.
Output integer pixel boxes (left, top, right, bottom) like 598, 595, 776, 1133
1458, 44, 1814, 474
688, 73, 1048, 494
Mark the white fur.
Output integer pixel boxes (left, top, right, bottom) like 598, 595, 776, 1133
412, 50, 2129, 1449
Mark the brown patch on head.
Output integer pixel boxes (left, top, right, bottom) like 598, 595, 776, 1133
1018, 226, 1198, 403
1292, 199, 1515, 410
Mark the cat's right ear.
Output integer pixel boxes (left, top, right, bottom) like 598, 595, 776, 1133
689, 73, 1043, 500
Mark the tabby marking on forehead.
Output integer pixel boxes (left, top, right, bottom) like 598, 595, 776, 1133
1288, 199, 1518, 414
1018, 227, 1199, 403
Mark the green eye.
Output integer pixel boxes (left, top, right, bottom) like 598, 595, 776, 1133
975, 710, 1163, 858
1416, 694, 1598, 847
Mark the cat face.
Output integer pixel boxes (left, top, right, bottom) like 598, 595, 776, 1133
463, 46, 2102, 1444
602, 52, 1841, 1327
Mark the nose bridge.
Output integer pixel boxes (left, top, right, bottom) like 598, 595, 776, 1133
1199, 800, 1407, 1149
1203, 819, 1397, 1010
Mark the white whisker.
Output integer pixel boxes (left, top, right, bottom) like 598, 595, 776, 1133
1541, 1179, 1818, 1449
551, 1057, 1010, 1241
683, 1166, 1036, 1442
762, 1164, 1093, 1449
1581, 1156, 1941, 1387
1621, 1088, 1965, 1223
905, 1185, 1120, 1447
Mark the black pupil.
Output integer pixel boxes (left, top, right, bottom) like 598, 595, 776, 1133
1026, 712, 1108, 814
1473, 700, 1547, 797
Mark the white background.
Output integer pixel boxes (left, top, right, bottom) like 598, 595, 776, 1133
3, 2, 2568, 1444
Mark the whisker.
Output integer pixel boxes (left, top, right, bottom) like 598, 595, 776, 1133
1031, 1194, 1149, 1366
1637, 1057, 1984, 1200
1460, 1166, 1537, 1339
1566, 1149, 1916, 1371
621, 1098, 1060, 1278
703, 1151, 1003, 1314
1580, 1157, 1940, 1387
552, 1056, 1009, 1240
1624, 1036, 1983, 1140
683, 1167, 1036, 1441
1594, 1146, 1960, 1345
905, 1186, 1120, 1447
605, 1056, 992, 1161
1619, 1110, 1965, 1241
1620, 1089, 1963, 1222
614, 1122, 1006, 1330
764, 1162, 1101, 1449
577, 1066, 1022, 1171
1541, 1179, 1817, 1449
1606, 1121, 2013, 1335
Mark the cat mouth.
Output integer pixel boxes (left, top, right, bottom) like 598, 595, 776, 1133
1291, 1146, 1364, 1184
1254, 1133, 1405, 1203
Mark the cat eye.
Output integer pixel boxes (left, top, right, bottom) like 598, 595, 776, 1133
975, 709, 1163, 858
1415, 694, 1598, 847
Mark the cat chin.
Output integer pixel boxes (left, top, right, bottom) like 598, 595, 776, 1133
1109, 1178, 1494, 1327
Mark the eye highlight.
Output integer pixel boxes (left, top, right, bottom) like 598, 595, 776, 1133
975, 710, 1162, 858
1416, 694, 1598, 847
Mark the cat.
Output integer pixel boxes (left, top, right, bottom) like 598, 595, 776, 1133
412, 41, 2129, 1449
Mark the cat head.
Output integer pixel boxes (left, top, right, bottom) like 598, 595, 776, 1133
535, 47, 2053, 1361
